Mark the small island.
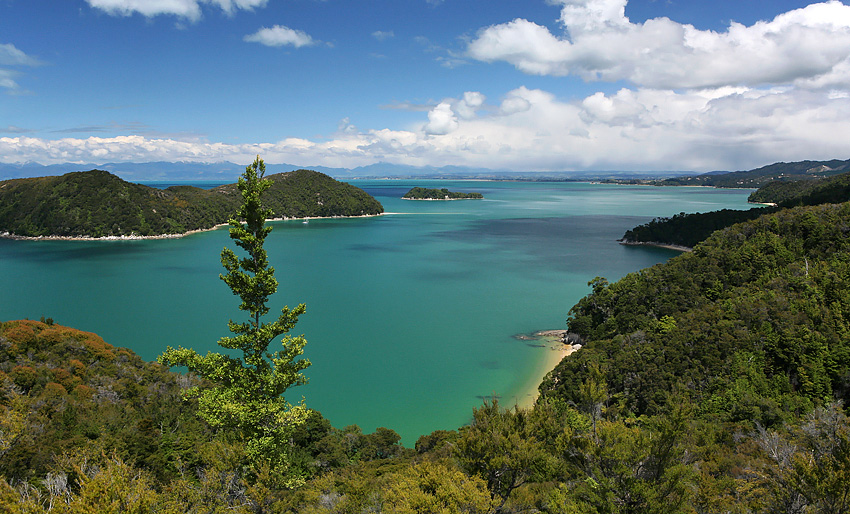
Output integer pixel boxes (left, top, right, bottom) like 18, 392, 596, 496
402, 187, 483, 200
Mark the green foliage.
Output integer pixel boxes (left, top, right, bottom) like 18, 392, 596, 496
159, 157, 310, 486
544, 202, 850, 424
0, 168, 383, 238
0, 320, 210, 484
380, 460, 496, 514
402, 187, 483, 200
621, 207, 771, 248
456, 398, 559, 511
760, 170, 850, 208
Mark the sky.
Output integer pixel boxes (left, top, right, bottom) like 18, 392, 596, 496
2, 0, 850, 173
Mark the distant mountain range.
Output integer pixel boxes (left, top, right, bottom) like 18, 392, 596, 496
2, 158, 848, 184
0, 161, 691, 182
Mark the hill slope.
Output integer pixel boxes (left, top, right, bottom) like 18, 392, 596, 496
622, 170, 850, 248
543, 202, 850, 422
749, 169, 850, 206
0, 169, 383, 238
656, 159, 850, 188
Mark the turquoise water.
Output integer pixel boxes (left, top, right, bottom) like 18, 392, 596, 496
0, 180, 754, 444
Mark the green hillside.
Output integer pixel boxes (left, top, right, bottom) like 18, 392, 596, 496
546, 202, 850, 419
623, 170, 850, 248
0, 168, 383, 238
749, 170, 850, 207
657, 158, 850, 188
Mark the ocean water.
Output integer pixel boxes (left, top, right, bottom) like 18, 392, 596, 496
0, 180, 754, 444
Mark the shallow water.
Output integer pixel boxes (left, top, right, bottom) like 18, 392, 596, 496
0, 180, 754, 444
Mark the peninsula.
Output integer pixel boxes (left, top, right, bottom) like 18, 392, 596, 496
0, 168, 384, 239
402, 187, 483, 200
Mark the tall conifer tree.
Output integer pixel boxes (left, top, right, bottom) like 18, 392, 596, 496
159, 156, 310, 485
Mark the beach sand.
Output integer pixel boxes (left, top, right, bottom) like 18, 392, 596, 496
508, 330, 578, 410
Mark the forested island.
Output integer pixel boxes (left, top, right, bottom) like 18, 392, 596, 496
402, 186, 484, 200
0, 168, 383, 239
2, 158, 850, 513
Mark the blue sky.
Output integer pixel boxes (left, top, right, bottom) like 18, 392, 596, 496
2, 0, 850, 173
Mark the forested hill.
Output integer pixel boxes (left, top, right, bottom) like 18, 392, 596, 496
622, 170, 850, 248
748, 169, 850, 206
0, 168, 383, 238
656, 158, 850, 188
542, 201, 850, 421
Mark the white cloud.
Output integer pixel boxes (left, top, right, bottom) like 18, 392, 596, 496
467, 0, 850, 89
5, 85, 850, 172
0, 43, 42, 67
244, 25, 318, 48
372, 30, 395, 41
86, 0, 267, 21
424, 102, 459, 135
0, 69, 20, 91
0, 43, 41, 93
455, 91, 485, 119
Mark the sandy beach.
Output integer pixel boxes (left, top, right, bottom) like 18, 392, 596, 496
509, 330, 579, 409
619, 240, 693, 252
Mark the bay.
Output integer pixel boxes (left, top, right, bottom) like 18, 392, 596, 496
0, 180, 754, 444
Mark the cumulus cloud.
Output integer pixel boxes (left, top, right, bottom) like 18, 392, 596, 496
244, 25, 318, 48
424, 102, 459, 135
5, 85, 850, 172
86, 0, 267, 21
467, 0, 850, 89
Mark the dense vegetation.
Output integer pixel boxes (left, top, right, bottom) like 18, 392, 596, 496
749, 170, 850, 207
402, 187, 483, 200
623, 170, 850, 249
656, 158, 850, 188
3, 160, 850, 512
546, 202, 850, 418
0, 168, 382, 238
620, 207, 771, 249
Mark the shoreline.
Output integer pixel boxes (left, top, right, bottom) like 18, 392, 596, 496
0, 213, 384, 242
618, 240, 693, 252
400, 197, 483, 201
509, 330, 579, 409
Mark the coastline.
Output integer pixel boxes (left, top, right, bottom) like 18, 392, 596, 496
618, 240, 693, 252
401, 197, 483, 201
0, 213, 384, 242
509, 330, 579, 409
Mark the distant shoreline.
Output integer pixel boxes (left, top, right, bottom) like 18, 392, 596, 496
400, 197, 482, 201
618, 240, 693, 252
0, 213, 384, 242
